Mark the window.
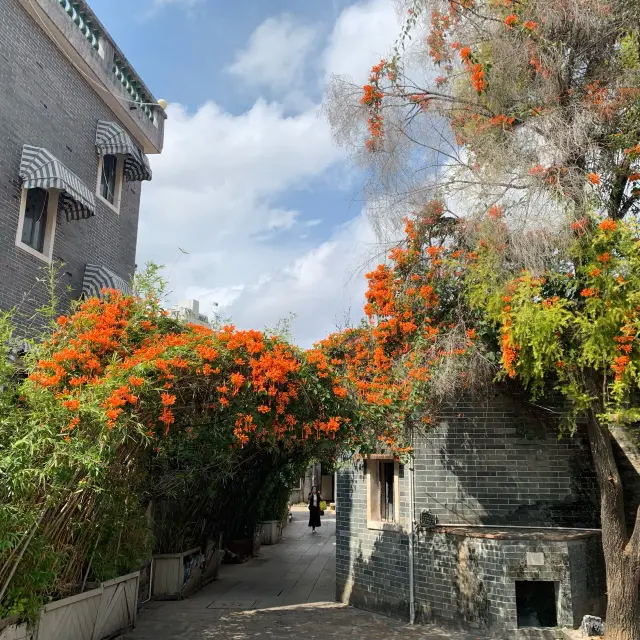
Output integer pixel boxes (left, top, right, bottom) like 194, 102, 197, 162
15, 188, 58, 262
21, 188, 48, 252
100, 154, 117, 203
378, 461, 395, 522
97, 154, 123, 212
366, 457, 401, 529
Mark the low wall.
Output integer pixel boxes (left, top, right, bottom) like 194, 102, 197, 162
337, 519, 605, 639
414, 527, 605, 638
0, 571, 139, 640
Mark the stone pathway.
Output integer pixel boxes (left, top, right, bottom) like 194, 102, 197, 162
122, 508, 486, 639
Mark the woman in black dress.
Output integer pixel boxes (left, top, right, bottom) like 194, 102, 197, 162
308, 485, 322, 533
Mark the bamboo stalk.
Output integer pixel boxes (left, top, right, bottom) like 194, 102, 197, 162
0, 519, 33, 585
0, 511, 44, 605
81, 536, 99, 593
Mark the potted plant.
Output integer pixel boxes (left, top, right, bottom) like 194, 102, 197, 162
260, 519, 282, 545
252, 527, 262, 556
201, 537, 222, 587
151, 547, 205, 600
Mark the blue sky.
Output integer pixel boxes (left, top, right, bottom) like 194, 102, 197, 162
90, 0, 400, 346
90, 0, 356, 110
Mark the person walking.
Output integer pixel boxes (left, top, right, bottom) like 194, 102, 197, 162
308, 485, 322, 534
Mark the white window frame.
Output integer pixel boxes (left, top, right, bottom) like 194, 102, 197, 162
96, 153, 124, 214
366, 456, 403, 532
15, 187, 59, 263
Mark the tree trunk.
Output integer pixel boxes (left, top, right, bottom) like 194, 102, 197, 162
586, 406, 640, 640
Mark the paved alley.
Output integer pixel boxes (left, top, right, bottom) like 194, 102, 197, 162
122, 509, 483, 639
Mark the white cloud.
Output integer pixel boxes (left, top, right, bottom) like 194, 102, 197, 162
323, 0, 399, 82
138, 99, 345, 333
227, 14, 318, 94
138, 0, 400, 345
266, 209, 299, 231
259, 213, 378, 346
142, 100, 341, 244
195, 284, 246, 312
194, 212, 379, 346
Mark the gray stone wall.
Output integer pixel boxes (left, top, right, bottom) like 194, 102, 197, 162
412, 530, 605, 638
336, 458, 411, 620
0, 0, 145, 333
414, 392, 598, 528
566, 535, 607, 626
336, 392, 604, 635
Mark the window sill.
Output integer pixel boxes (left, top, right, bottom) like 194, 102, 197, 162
16, 241, 52, 264
367, 520, 406, 534
97, 193, 120, 214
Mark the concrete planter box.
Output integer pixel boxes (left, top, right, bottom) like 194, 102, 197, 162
201, 540, 222, 587
92, 572, 140, 639
0, 571, 139, 640
260, 520, 282, 545
0, 619, 29, 640
151, 541, 220, 599
39, 586, 102, 640
151, 547, 204, 600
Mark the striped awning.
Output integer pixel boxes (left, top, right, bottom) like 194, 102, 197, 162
19, 145, 95, 221
82, 264, 132, 299
95, 121, 152, 182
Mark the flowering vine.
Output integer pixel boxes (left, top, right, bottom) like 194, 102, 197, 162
467, 216, 640, 425
27, 291, 361, 450
319, 200, 480, 453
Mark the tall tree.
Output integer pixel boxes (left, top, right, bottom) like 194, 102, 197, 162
327, 1, 640, 637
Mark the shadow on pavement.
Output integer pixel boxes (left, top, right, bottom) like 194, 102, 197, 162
127, 601, 488, 639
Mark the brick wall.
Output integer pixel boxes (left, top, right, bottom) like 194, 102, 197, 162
413, 530, 605, 638
336, 457, 412, 620
0, 0, 144, 334
414, 391, 599, 528
336, 392, 604, 635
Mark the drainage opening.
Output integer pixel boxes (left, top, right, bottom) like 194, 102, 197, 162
515, 581, 558, 628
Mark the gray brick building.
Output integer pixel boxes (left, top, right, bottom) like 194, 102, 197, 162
0, 0, 165, 335
336, 391, 608, 639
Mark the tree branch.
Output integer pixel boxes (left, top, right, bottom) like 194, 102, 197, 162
610, 156, 631, 220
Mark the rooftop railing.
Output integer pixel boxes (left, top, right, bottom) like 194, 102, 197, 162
57, 0, 100, 51
112, 55, 155, 122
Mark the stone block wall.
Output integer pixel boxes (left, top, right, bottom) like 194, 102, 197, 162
0, 0, 144, 333
336, 392, 605, 635
413, 529, 605, 639
336, 457, 412, 620
414, 392, 599, 528
566, 534, 608, 625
